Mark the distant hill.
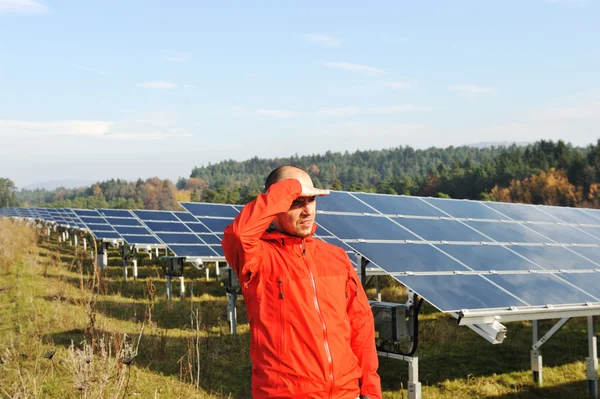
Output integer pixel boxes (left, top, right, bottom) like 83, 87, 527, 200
467, 141, 531, 149
21, 180, 96, 191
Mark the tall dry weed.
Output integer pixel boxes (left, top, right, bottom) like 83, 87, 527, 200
0, 219, 38, 274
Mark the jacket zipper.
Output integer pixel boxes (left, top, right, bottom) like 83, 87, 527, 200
278, 278, 285, 356
302, 238, 335, 399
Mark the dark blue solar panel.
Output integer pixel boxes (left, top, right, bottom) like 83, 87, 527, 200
570, 247, 600, 266
560, 273, 600, 298
525, 224, 600, 244
317, 191, 375, 213
105, 217, 141, 226
350, 243, 468, 273
211, 246, 225, 256
99, 209, 133, 218
157, 233, 203, 244
133, 210, 178, 221
484, 202, 557, 223
114, 226, 151, 235
181, 203, 239, 218
317, 214, 419, 241
464, 221, 547, 243
88, 224, 114, 232
354, 193, 445, 217
577, 226, 600, 240
394, 218, 489, 242
319, 237, 350, 251
121, 235, 161, 245
394, 275, 526, 311
73, 209, 101, 217
201, 218, 232, 233
511, 245, 599, 270
144, 221, 191, 233
487, 274, 598, 305
580, 209, 600, 224
173, 211, 198, 222
438, 244, 538, 271
80, 216, 108, 225
185, 223, 210, 234
423, 198, 506, 220
198, 234, 222, 245
93, 231, 122, 240
535, 205, 593, 225
168, 245, 220, 257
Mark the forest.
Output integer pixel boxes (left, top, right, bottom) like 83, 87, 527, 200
10, 139, 600, 210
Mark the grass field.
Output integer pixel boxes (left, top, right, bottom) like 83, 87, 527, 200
0, 219, 599, 398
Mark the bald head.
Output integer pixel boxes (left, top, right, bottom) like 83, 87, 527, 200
265, 165, 313, 192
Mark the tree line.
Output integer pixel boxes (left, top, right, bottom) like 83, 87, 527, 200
8, 139, 600, 210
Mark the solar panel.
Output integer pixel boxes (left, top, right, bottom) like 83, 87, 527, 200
96, 209, 161, 246
73, 209, 123, 241
314, 191, 600, 323
131, 209, 222, 258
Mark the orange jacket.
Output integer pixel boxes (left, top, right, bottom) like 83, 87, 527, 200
222, 179, 381, 399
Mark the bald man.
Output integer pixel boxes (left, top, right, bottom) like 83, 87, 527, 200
222, 166, 381, 399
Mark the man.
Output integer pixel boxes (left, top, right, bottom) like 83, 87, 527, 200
222, 165, 382, 399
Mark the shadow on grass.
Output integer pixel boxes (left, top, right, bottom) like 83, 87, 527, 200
378, 316, 598, 395
48, 327, 252, 398
490, 379, 592, 399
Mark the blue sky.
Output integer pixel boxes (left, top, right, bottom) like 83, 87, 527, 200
1, 0, 599, 188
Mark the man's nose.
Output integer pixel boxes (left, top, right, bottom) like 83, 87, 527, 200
301, 201, 314, 216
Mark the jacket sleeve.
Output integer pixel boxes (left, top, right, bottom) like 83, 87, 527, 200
221, 179, 302, 283
346, 261, 382, 399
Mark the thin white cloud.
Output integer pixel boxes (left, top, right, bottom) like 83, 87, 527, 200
137, 81, 178, 89
256, 109, 298, 119
0, 117, 192, 141
322, 61, 385, 76
302, 34, 342, 47
544, 0, 588, 5
384, 81, 411, 89
448, 85, 496, 95
162, 51, 191, 63
232, 107, 298, 119
69, 63, 111, 77
317, 105, 432, 117
0, 0, 46, 14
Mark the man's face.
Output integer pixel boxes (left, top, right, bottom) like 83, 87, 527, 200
275, 195, 316, 237
273, 168, 317, 237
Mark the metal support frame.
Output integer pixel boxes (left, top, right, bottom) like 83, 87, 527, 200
166, 275, 172, 300
180, 276, 185, 299
97, 242, 108, 270
132, 259, 138, 280
378, 352, 421, 399
227, 291, 237, 336
529, 317, 570, 386
587, 316, 598, 398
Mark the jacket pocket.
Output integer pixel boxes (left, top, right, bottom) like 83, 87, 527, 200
278, 277, 287, 358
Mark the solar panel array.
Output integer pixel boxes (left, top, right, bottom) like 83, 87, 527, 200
0, 206, 226, 260
316, 192, 600, 317
5, 194, 600, 321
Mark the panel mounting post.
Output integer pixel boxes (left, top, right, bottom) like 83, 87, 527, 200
377, 352, 421, 399
83, 237, 87, 251
180, 276, 185, 299
122, 244, 128, 281
132, 259, 138, 280
166, 275, 172, 301
531, 320, 543, 386
227, 291, 237, 336
587, 316, 598, 399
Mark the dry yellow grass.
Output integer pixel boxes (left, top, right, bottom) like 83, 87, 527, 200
0, 219, 598, 398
